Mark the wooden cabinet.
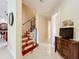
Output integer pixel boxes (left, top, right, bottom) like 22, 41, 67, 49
70, 42, 79, 59
55, 37, 79, 59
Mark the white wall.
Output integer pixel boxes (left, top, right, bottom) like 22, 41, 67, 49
8, 0, 16, 59
36, 14, 49, 43
16, 0, 22, 59
57, 0, 79, 41
8, 0, 22, 59
22, 3, 35, 34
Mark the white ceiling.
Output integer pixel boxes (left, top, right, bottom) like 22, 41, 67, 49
23, 0, 63, 17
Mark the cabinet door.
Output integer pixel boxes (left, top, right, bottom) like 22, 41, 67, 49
70, 43, 79, 59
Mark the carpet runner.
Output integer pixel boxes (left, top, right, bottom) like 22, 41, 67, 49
22, 31, 38, 56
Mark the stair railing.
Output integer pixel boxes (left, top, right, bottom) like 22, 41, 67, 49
22, 16, 37, 43
22, 17, 36, 32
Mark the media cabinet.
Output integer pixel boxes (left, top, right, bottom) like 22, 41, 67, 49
55, 37, 79, 59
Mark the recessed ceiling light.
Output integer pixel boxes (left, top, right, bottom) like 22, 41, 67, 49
40, 0, 43, 2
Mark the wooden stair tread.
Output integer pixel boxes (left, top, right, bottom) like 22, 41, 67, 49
22, 42, 35, 49
22, 30, 38, 56
22, 38, 32, 43
22, 35, 30, 38
22, 44, 38, 56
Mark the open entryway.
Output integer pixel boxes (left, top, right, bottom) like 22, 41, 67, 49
0, 0, 8, 48
21, 0, 64, 59
0, 0, 12, 59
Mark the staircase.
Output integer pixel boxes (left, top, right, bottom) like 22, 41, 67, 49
22, 31, 38, 56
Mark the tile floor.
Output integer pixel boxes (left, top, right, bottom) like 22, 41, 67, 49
0, 46, 13, 59
0, 40, 64, 59
23, 43, 64, 59
0, 38, 13, 59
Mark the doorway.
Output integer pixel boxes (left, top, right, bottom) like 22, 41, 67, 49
51, 13, 59, 48
0, 0, 8, 47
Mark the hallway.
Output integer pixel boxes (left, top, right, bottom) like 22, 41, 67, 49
23, 43, 64, 59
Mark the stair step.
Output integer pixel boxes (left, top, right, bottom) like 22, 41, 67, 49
22, 38, 32, 43
22, 42, 35, 49
22, 30, 38, 56
22, 44, 38, 56
22, 37, 28, 40
22, 35, 30, 38
23, 44, 33, 51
